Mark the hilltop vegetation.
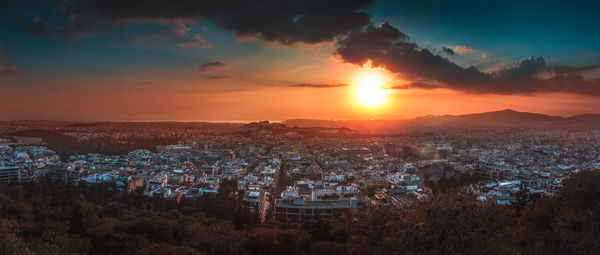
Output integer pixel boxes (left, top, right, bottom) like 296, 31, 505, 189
5, 129, 181, 160
1, 171, 600, 254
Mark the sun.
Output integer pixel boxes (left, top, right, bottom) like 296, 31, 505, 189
355, 73, 389, 108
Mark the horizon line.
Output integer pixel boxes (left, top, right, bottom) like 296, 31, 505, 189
1, 108, 599, 123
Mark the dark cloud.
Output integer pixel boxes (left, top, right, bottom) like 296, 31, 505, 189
335, 22, 600, 97
289, 83, 348, 88
137, 81, 152, 85
391, 82, 442, 90
390, 85, 410, 89
25, 15, 100, 39
24, 0, 103, 39
24, 0, 374, 45
21, 1, 600, 96
442, 46, 455, 55
198, 61, 226, 72
205, 76, 226, 80
494, 56, 546, 81
554, 64, 600, 74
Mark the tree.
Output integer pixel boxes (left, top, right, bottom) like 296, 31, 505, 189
138, 243, 200, 255
0, 219, 34, 255
241, 227, 310, 255
183, 222, 242, 255
69, 202, 86, 236
515, 170, 600, 254
309, 241, 347, 255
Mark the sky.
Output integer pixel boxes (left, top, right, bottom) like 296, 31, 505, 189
0, 0, 599, 121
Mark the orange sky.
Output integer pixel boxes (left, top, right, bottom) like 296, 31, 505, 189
1, 52, 598, 121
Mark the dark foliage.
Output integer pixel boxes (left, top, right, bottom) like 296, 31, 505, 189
6, 129, 182, 159
1, 171, 599, 254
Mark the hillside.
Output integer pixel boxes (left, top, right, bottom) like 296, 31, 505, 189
7, 129, 77, 144
284, 109, 599, 130
411, 109, 564, 127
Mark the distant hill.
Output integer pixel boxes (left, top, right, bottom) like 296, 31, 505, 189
567, 113, 600, 123
240, 121, 288, 131
283, 119, 351, 128
283, 119, 406, 131
284, 109, 600, 130
238, 121, 358, 137
416, 109, 562, 122
7, 129, 77, 144
411, 109, 564, 127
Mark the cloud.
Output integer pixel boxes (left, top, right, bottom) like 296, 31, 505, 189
335, 22, 600, 97
205, 76, 226, 80
0, 67, 21, 76
493, 56, 546, 80
145, 23, 210, 47
392, 82, 443, 90
452, 45, 474, 54
198, 61, 227, 72
19, 2, 600, 96
0, 65, 21, 76
0, 46, 21, 76
24, 2, 102, 39
289, 83, 348, 88
554, 64, 600, 74
24, 0, 374, 45
442, 46, 455, 55
176, 34, 209, 46
136, 81, 152, 85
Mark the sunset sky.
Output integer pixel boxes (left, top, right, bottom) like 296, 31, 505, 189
1, 0, 600, 121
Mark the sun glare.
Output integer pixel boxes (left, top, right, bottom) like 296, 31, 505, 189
355, 73, 389, 108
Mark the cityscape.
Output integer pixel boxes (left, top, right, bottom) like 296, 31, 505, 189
2, 0, 600, 254
1, 111, 600, 254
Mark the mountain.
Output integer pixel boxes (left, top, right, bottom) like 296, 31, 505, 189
563, 113, 600, 127
567, 113, 600, 121
411, 109, 564, 127
284, 109, 599, 130
416, 109, 562, 121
